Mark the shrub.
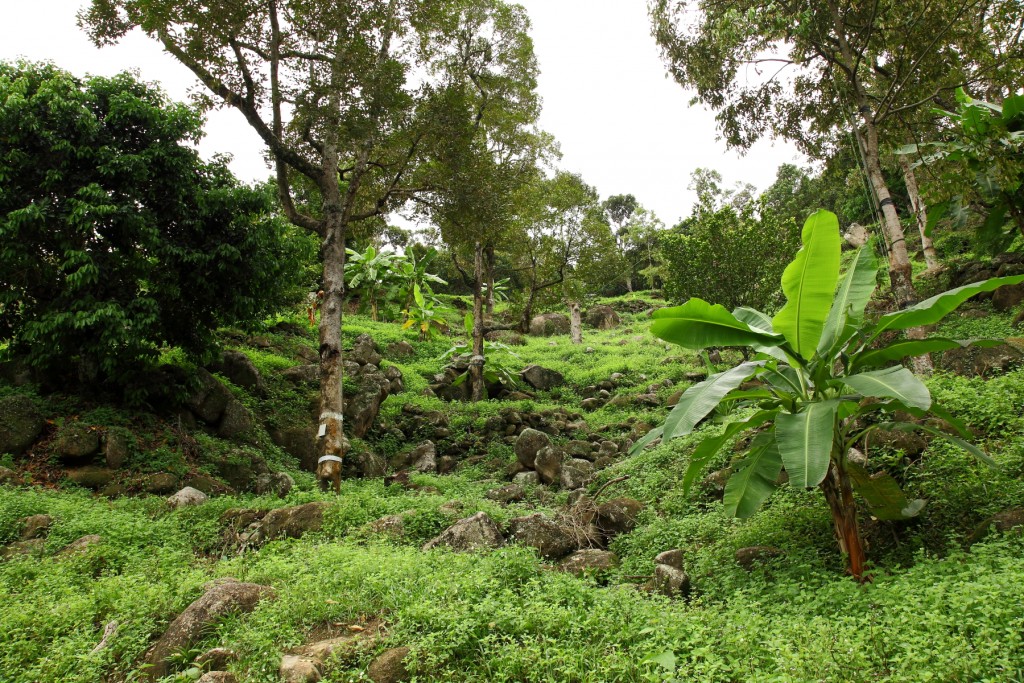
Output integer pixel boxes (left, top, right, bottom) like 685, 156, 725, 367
0, 62, 310, 396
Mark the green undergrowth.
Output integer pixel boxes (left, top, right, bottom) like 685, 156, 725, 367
3, 294, 1024, 682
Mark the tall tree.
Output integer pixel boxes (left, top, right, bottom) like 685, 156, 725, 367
650, 0, 1024, 355
422, 0, 544, 401
83, 0, 498, 474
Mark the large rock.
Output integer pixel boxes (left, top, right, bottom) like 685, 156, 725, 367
217, 400, 255, 441
422, 512, 505, 552
346, 376, 390, 439
529, 313, 570, 337
735, 545, 784, 570
559, 549, 619, 575
20, 514, 51, 540
58, 534, 103, 556
281, 364, 319, 385
520, 365, 565, 391
271, 426, 318, 471
258, 502, 329, 541
212, 350, 266, 395
535, 446, 565, 485
368, 646, 410, 683
66, 466, 116, 490
143, 579, 275, 680
186, 369, 234, 424
411, 441, 438, 474
253, 472, 295, 498
595, 498, 644, 538
387, 341, 415, 358
0, 465, 19, 485
350, 334, 383, 366
280, 654, 321, 682
0, 395, 44, 456
585, 305, 620, 330
55, 423, 100, 461
142, 472, 180, 495
559, 458, 594, 490
515, 428, 550, 469
104, 430, 131, 469
652, 564, 691, 599
485, 484, 525, 504
197, 674, 237, 683
167, 487, 209, 509
507, 514, 577, 560
993, 282, 1024, 312
213, 450, 271, 492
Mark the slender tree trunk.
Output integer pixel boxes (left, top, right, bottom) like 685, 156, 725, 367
469, 240, 486, 402
820, 461, 868, 582
316, 184, 348, 481
899, 155, 939, 270
520, 262, 538, 334
569, 301, 582, 344
826, 0, 934, 374
625, 274, 633, 293
484, 244, 495, 317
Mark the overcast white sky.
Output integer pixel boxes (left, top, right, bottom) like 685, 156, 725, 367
0, 0, 802, 226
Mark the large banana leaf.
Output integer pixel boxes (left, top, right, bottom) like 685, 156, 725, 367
850, 337, 1005, 372
817, 245, 877, 356
660, 361, 764, 442
873, 275, 1024, 335
651, 299, 784, 350
733, 307, 788, 361
847, 462, 926, 520
723, 431, 782, 518
838, 366, 932, 411
681, 410, 777, 492
772, 210, 842, 360
776, 400, 839, 488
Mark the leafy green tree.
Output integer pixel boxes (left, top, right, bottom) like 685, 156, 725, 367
83, 0, 514, 468
661, 202, 799, 313
635, 210, 1022, 579
0, 62, 305, 395
904, 89, 1024, 254
650, 0, 1024, 341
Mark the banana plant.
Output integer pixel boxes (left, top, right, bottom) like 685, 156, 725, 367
345, 245, 398, 321
402, 284, 450, 340
632, 209, 1024, 580
394, 246, 448, 313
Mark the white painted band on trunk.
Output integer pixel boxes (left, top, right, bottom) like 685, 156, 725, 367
320, 411, 345, 421
318, 455, 344, 464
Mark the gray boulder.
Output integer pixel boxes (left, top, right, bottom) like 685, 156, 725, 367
217, 400, 255, 441
66, 466, 116, 490
595, 498, 644, 538
559, 458, 594, 490
253, 472, 295, 498
350, 334, 383, 366
0, 465, 18, 485
514, 428, 550, 469
55, 423, 100, 461
143, 579, 275, 680
0, 395, 44, 456
20, 514, 52, 540
652, 564, 691, 599
279, 654, 321, 682
212, 350, 266, 395
167, 487, 208, 509
368, 646, 410, 683
186, 369, 234, 424
560, 549, 619, 575
257, 502, 329, 541
422, 512, 505, 552
104, 430, 131, 469
197, 673, 237, 683
281, 364, 319, 385
520, 365, 565, 391
529, 313, 570, 337
534, 446, 565, 485
485, 484, 526, 504
411, 441, 438, 474
507, 514, 577, 560
585, 304, 620, 330
512, 471, 540, 487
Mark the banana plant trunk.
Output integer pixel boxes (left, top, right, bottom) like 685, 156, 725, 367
820, 461, 868, 582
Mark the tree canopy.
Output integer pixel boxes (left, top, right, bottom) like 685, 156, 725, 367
0, 62, 307, 395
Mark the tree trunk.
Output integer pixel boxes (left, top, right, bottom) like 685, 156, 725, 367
469, 240, 486, 402
316, 202, 348, 483
484, 244, 495, 317
898, 155, 939, 270
820, 461, 868, 582
858, 126, 934, 374
569, 301, 582, 344
625, 274, 633, 293
520, 266, 538, 334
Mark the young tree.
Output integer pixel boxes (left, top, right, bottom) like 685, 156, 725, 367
422, 0, 544, 401
83, 0, 500, 468
0, 62, 306, 396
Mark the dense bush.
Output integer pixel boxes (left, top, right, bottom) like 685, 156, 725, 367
0, 62, 311, 393
660, 203, 799, 312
